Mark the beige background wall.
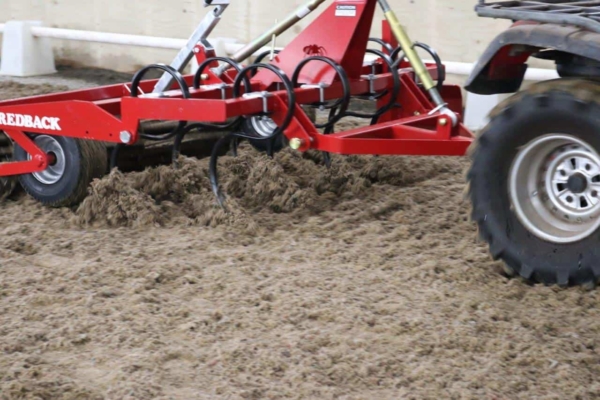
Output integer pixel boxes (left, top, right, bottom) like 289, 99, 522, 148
1, 0, 515, 79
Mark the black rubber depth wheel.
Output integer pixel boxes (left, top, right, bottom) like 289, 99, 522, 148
467, 78, 600, 287
0, 136, 17, 201
14, 135, 107, 207
243, 107, 316, 153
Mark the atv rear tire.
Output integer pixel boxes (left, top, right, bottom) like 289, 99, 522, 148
467, 78, 600, 287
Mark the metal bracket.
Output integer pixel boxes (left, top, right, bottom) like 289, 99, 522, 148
428, 103, 458, 127
301, 82, 329, 110
242, 91, 274, 114
360, 74, 377, 100
152, 1, 229, 94
201, 83, 228, 100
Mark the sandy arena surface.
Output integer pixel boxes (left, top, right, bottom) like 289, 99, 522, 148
1, 69, 600, 400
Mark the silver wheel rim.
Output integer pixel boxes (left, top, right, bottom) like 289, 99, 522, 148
28, 135, 66, 185
250, 116, 278, 138
509, 134, 600, 244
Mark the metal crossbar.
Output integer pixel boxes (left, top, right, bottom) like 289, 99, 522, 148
475, 1, 600, 33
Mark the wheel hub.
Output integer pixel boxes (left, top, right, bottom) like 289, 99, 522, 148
567, 173, 588, 194
249, 116, 278, 138
509, 134, 600, 244
27, 135, 66, 185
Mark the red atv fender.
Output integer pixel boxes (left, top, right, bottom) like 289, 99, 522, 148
465, 21, 600, 95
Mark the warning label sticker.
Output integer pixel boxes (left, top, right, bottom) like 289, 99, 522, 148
336, 5, 357, 17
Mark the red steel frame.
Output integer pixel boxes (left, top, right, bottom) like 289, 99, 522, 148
0, 0, 473, 178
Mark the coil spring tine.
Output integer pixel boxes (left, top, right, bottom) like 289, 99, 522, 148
110, 144, 122, 171
172, 130, 186, 168
320, 107, 337, 170
231, 136, 239, 157
345, 49, 400, 120
171, 123, 205, 168
209, 133, 235, 209
291, 56, 351, 131
131, 64, 191, 142
266, 137, 276, 158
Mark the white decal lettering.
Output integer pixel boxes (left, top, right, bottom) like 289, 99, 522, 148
24, 115, 33, 128
33, 116, 43, 129
50, 118, 61, 131
0, 112, 62, 131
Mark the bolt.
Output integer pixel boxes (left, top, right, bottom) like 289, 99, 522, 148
120, 131, 132, 144
532, 191, 538, 197
289, 138, 304, 150
200, 74, 209, 80
34, 154, 45, 167
193, 47, 200, 53
439, 118, 448, 127
414, 111, 421, 116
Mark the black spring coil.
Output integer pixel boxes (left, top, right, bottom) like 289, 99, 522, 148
131, 64, 191, 141
391, 42, 446, 92
209, 63, 296, 208
291, 56, 351, 130
111, 63, 191, 170
368, 38, 394, 55
250, 49, 281, 76
171, 57, 253, 166
343, 49, 401, 122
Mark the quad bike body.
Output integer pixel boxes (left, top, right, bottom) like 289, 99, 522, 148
467, 1, 600, 287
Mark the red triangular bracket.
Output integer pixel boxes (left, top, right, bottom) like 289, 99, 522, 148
254, 0, 378, 87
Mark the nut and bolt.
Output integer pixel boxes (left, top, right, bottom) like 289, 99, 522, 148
439, 118, 448, 127
119, 131, 132, 144
289, 138, 304, 150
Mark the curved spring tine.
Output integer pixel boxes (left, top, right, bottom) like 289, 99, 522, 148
172, 123, 206, 168
172, 129, 187, 168
266, 137, 275, 158
323, 152, 332, 169
231, 136, 239, 157
110, 144, 122, 171
320, 107, 338, 170
209, 132, 235, 209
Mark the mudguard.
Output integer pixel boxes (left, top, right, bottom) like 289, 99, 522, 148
466, 22, 600, 95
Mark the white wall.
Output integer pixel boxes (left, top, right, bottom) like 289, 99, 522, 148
0, 0, 517, 78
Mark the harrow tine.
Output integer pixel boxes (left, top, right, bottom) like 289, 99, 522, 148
0, 153, 17, 201
110, 144, 123, 171
266, 138, 275, 158
231, 137, 239, 157
209, 132, 235, 209
320, 107, 338, 170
